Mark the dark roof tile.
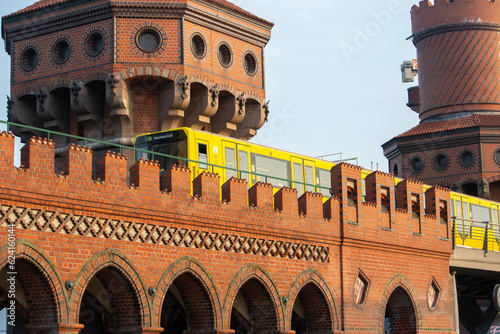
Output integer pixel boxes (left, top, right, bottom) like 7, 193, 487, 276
5, 0, 273, 25
397, 114, 500, 138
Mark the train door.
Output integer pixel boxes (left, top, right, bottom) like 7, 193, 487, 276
237, 145, 251, 184
452, 196, 470, 246
222, 141, 251, 184
223, 141, 237, 182
193, 139, 210, 177
291, 157, 315, 197
291, 157, 304, 196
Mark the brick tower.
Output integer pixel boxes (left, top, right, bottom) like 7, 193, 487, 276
2, 0, 273, 150
383, 0, 500, 200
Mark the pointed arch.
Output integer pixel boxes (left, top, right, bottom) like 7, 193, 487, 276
224, 264, 284, 330
285, 269, 339, 332
379, 274, 422, 331
69, 249, 151, 326
151, 256, 222, 328
0, 239, 68, 323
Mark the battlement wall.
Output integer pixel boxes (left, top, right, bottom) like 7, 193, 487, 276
0, 132, 452, 256
0, 132, 457, 333
411, 0, 500, 34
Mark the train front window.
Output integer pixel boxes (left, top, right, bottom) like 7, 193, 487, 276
135, 131, 187, 172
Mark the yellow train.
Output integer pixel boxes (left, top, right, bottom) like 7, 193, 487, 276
134, 127, 500, 252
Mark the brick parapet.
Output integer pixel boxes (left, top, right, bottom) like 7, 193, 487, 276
0, 133, 452, 257
411, 0, 500, 34
0, 132, 455, 332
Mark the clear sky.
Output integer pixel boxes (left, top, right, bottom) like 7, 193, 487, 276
0, 0, 421, 171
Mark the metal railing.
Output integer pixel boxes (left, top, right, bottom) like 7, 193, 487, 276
0, 120, 332, 195
452, 217, 500, 254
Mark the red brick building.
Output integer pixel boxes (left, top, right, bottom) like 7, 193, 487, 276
3, 0, 272, 146
0, 0, 458, 333
383, 0, 500, 201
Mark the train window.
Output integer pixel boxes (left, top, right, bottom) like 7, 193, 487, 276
252, 154, 290, 188
305, 165, 314, 192
225, 147, 236, 179
293, 162, 304, 196
198, 143, 208, 170
316, 168, 331, 197
470, 204, 491, 228
239, 150, 249, 180
136, 131, 187, 172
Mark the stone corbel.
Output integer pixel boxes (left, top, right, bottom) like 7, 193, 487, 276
70, 80, 104, 139
35, 86, 70, 135
158, 75, 191, 131
8, 93, 44, 140
211, 90, 245, 136
106, 73, 133, 138
232, 98, 267, 140
184, 83, 219, 129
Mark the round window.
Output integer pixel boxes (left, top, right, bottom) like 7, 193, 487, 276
435, 154, 448, 170
53, 39, 70, 64
21, 47, 38, 72
218, 43, 232, 67
410, 158, 423, 174
460, 151, 474, 167
136, 27, 162, 53
494, 149, 500, 165
244, 52, 257, 75
190, 33, 206, 59
85, 31, 104, 57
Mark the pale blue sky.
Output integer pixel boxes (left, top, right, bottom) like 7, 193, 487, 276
0, 0, 421, 171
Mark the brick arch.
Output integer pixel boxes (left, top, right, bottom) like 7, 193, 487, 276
82, 72, 108, 84
379, 274, 422, 330
285, 269, 339, 331
48, 79, 72, 92
13, 87, 37, 99
117, 67, 183, 82
151, 256, 222, 328
217, 81, 238, 95
486, 175, 500, 184
223, 264, 284, 330
0, 239, 68, 324
189, 74, 214, 87
69, 249, 151, 326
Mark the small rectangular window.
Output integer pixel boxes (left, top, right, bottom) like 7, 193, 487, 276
239, 150, 249, 180
225, 147, 236, 180
305, 165, 314, 192
198, 143, 208, 170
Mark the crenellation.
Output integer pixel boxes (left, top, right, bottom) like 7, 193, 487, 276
273, 186, 298, 216
161, 164, 191, 196
221, 177, 248, 207
60, 144, 93, 180
298, 191, 323, 219
411, 0, 500, 34
20, 136, 55, 174
248, 182, 273, 210
129, 158, 160, 193
95, 150, 128, 187
0, 131, 15, 167
323, 196, 340, 221
192, 171, 220, 202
